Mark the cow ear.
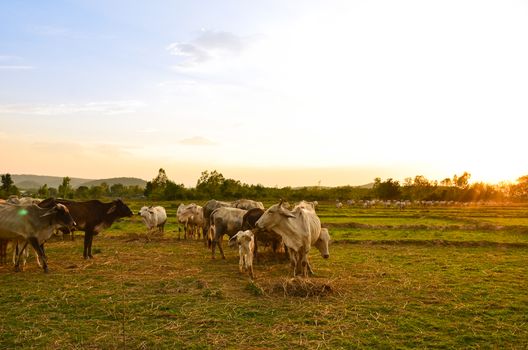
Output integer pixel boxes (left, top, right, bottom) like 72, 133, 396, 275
107, 204, 117, 214
279, 206, 296, 218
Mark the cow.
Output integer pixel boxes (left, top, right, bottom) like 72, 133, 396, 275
0, 202, 75, 272
294, 200, 317, 212
7, 197, 42, 205
138, 206, 167, 238
177, 203, 204, 239
203, 200, 233, 246
242, 208, 283, 258
255, 200, 330, 277
228, 230, 255, 279
188, 205, 205, 240
232, 199, 265, 210
39, 198, 133, 259
209, 207, 247, 259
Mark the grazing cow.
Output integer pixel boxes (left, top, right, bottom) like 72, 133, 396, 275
138, 206, 167, 238
209, 207, 247, 259
39, 198, 133, 259
242, 208, 283, 258
255, 201, 330, 277
0, 202, 75, 272
229, 230, 255, 279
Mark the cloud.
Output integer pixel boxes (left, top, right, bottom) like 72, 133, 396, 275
0, 65, 35, 70
167, 30, 254, 69
0, 100, 146, 116
178, 136, 216, 146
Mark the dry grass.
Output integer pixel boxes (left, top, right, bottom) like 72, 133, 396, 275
1, 203, 528, 349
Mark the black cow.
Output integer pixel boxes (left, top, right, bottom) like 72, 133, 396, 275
242, 208, 283, 259
39, 198, 133, 259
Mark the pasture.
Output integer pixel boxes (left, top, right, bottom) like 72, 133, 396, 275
1, 201, 527, 349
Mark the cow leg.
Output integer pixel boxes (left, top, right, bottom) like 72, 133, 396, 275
83, 233, 90, 259
217, 238, 226, 260
28, 237, 48, 273
288, 249, 298, 277
300, 251, 309, 278
14, 241, 28, 272
87, 233, 95, 258
84, 231, 95, 259
211, 239, 217, 259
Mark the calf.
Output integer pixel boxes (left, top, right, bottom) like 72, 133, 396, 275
229, 230, 255, 279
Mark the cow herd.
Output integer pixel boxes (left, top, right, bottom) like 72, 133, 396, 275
0, 196, 331, 279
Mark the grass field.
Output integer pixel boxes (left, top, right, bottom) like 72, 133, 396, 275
1, 201, 527, 349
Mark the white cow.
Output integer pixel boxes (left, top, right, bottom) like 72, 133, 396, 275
255, 201, 330, 277
0, 202, 75, 272
295, 200, 318, 212
138, 206, 167, 237
229, 230, 255, 279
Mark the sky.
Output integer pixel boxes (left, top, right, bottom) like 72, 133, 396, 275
1, 0, 527, 187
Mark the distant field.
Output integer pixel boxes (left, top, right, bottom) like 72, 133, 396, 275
1, 201, 527, 349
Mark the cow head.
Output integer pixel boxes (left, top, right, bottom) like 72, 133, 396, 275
255, 201, 295, 231
41, 203, 76, 229
107, 199, 133, 217
313, 228, 330, 259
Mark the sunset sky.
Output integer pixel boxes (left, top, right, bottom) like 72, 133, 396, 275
1, 0, 526, 187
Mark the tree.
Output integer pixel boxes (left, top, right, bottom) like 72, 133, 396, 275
373, 178, 401, 200
511, 175, 528, 201
58, 177, 73, 199
1, 174, 14, 191
37, 184, 49, 198
1, 173, 19, 197
145, 168, 170, 199
455, 172, 471, 189
196, 170, 225, 198
75, 186, 90, 199
440, 178, 452, 187
110, 183, 125, 197
153, 168, 168, 187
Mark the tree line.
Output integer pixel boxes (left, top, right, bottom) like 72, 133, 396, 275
2, 169, 528, 202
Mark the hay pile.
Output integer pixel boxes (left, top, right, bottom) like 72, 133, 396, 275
267, 277, 335, 297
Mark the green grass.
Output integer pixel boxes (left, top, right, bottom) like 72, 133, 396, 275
1, 202, 528, 349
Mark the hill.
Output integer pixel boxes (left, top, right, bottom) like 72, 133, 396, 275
11, 174, 146, 189
80, 177, 147, 188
